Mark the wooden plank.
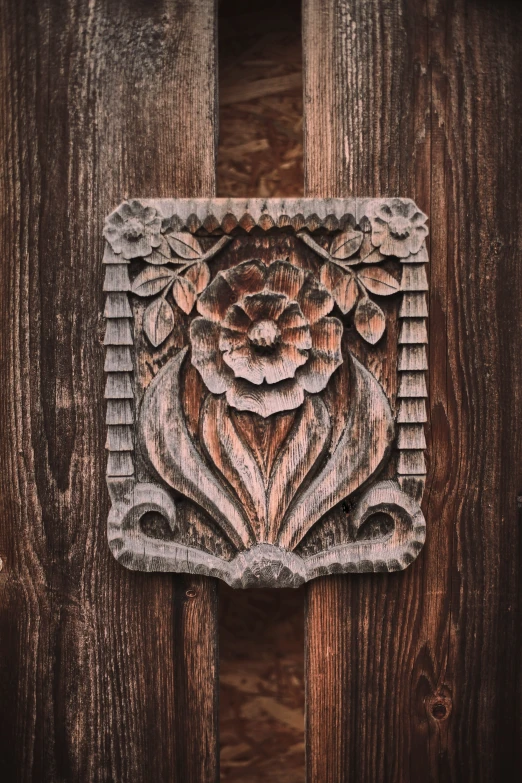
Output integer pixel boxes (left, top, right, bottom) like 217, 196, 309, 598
303, 1, 522, 781
0, 1, 218, 781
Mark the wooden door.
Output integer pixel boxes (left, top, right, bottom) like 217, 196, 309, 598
1, 1, 521, 782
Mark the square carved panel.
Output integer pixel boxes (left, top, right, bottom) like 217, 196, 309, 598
103, 198, 428, 588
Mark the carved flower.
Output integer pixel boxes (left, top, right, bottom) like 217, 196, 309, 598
190, 260, 343, 417
367, 199, 428, 258
104, 200, 163, 259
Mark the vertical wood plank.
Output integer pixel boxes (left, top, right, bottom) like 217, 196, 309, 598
0, 1, 218, 781
303, 1, 522, 781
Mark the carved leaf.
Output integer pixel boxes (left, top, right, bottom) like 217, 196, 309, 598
330, 229, 363, 260
320, 262, 359, 314
146, 237, 175, 265
166, 231, 203, 259
357, 267, 400, 296
354, 297, 386, 344
267, 396, 331, 542
172, 276, 197, 313
334, 275, 359, 314
131, 266, 175, 297
139, 348, 254, 549
319, 260, 343, 293
362, 248, 386, 264
277, 354, 394, 549
143, 297, 175, 347
201, 395, 267, 541
185, 260, 211, 293
359, 233, 386, 264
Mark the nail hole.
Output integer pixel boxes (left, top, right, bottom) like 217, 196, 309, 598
431, 702, 447, 720
186, 589, 197, 598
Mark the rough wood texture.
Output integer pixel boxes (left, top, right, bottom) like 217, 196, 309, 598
0, 1, 219, 781
304, 1, 522, 781
104, 198, 428, 586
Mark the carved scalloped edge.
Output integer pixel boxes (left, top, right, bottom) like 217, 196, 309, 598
104, 256, 134, 477
107, 479, 426, 586
105, 197, 424, 235
398, 253, 429, 499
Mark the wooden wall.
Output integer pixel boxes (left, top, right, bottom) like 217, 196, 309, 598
0, 1, 218, 781
303, 1, 522, 780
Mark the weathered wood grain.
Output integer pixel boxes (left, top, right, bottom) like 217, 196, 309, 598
0, 1, 218, 781
304, 0, 522, 781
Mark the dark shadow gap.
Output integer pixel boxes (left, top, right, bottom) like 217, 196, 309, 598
217, 0, 304, 198
219, 585, 305, 783
217, 1, 305, 781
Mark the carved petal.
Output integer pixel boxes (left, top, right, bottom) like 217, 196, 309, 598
296, 351, 342, 393
241, 291, 288, 321
197, 274, 237, 321
280, 323, 312, 350
263, 344, 308, 384
378, 229, 427, 258
120, 235, 155, 260
277, 302, 309, 331
297, 276, 334, 324
309, 316, 343, 354
267, 396, 331, 542
117, 202, 134, 220
263, 345, 308, 383
265, 260, 306, 299
219, 327, 248, 353
190, 318, 234, 393
405, 224, 429, 254
222, 345, 265, 385
278, 354, 394, 549
295, 317, 343, 393
139, 348, 254, 549
222, 303, 251, 333
201, 395, 268, 541
226, 378, 304, 418
222, 259, 266, 295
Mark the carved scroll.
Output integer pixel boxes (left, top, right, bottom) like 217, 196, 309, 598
104, 198, 428, 587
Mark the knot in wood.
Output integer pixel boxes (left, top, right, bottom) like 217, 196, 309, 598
248, 319, 281, 349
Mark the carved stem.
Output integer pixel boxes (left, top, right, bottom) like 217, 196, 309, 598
200, 234, 233, 261
175, 234, 233, 276
297, 230, 355, 276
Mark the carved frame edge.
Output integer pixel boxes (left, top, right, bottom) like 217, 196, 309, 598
103, 198, 428, 587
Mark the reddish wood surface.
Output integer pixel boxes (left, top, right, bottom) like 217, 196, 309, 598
304, 1, 522, 781
0, 1, 219, 781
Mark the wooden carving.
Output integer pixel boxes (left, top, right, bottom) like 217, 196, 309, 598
103, 199, 428, 588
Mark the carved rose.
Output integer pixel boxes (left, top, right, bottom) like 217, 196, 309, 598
104, 200, 163, 259
367, 199, 428, 258
189, 260, 343, 417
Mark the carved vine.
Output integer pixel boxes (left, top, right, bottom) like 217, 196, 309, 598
104, 200, 231, 347
298, 199, 428, 345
